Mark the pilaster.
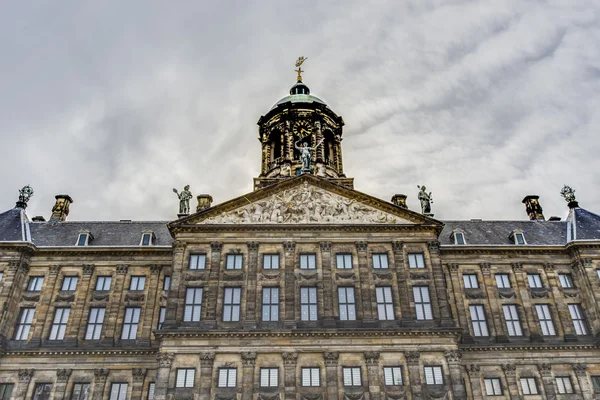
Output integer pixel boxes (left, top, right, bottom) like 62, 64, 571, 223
165, 240, 185, 329
428, 241, 452, 324
0, 258, 30, 340
33, 265, 61, 343
573, 363, 592, 399
464, 364, 482, 399
283, 241, 296, 329
54, 369, 72, 400
501, 363, 519, 400
448, 263, 469, 341
445, 351, 466, 400
324, 352, 339, 400
364, 351, 381, 400
155, 353, 174, 400
204, 242, 223, 326
241, 352, 257, 400
131, 368, 147, 400
405, 351, 422, 400
199, 352, 216, 400
15, 369, 33, 400
92, 368, 110, 400
320, 242, 335, 327
73, 265, 94, 342
106, 265, 128, 342
356, 242, 374, 324
392, 241, 412, 322
538, 363, 556, 400
282, 352, 298, 400
244, 242, 260, 328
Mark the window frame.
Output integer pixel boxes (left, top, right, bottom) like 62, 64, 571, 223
338, 287, 356, 321
424, 366, 444, 385
413, 286, 433, 320
469, 304, 489, 337
217, 368, 237, 388
375, 286, 394, 321
49, 307, 70, 340
188, 254, 206, 270
336, 253, 353, 269
140, 232, 154, 246
260, 368, 279, 388
184, 288, 203, 322
157, 307, 166, 330
372, 253, 389, 269
301, 368, 320, 387
484, 378, 503, 396
261, 287, 279, 322
27, 276, 44, 292
555, 376, 574, 394
71, 383, 91, 400
147, 383, 155, 400
225, 254, 243, 270
0, 384, 13, 400
453, 231, 466, 245
61, 276, 79, 291
163, 276, 171, 291
463, 274, 479, 289
263, 254, 280, 270
527, 274, 543, 289
129, 276, 146, 291
300, 287, 318, 321
14, 307, 35, 340
519, 377, 538, 395
299, 253, 317, 270
407, 253, 425, 269
176, 368, 196, 388
342, 367, 362, 387
383, 366, 403, 386
568, 304, 588, 335
558, 273, 574, 288
121, 307, 141, 340
502, 304, 523, 336
76, 232, 91, 246
85, 307, 105, 340
511, 230, 526, 245
109, 383, 128, 400
32, 383, 53, 400
535, 304, 556, 336
495, 274, 511, 289
223, 287, 242, 322
591, 376, 600, 393
95, 276, 112, 291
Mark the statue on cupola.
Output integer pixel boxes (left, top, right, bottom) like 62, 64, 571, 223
295, 138, 324, 174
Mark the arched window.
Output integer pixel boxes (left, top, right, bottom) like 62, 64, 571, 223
323, 129, 335, 166
270, 129, 283, 161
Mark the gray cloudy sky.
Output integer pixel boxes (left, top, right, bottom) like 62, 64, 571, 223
1, 1, 600, 222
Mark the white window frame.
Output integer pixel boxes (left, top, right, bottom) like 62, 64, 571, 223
342, 367, 361, 387
463, 274, 479, 289
453, 231, 466, 245
520, 377, 538, 395
527, 274, 543, 289
413, 286, 433, 320
0, 272, 4, 282
535, 304, 556, 336
510, 231, 526, 245
408, 253, 425, 269
95, 276, 112, 291
217, 368, 237, 388
556, 376, 574, 394
121, 307, 141, 340
336, 254, 353, 269
495, 274, 511, 289
147, 383, 155, 400
85, 307, 105, 340
33, 383, 52, 400
383, 367, 402, 386
568, 304, 588, 335
71, 383, 90, 400
558, 273, 574, 288
49, 307, 70, 340
300, 254, 316, 270
502, 305, 523, 336
484, 378, 503, 395
176, 369, 195, 388
184, 288, 203, 322
226, 254, 243, 270
157, 307, 166, 329
109, 383, 128, 400
469, 305, 489, 337
163, 276, 171, 291
129, 276, 146, 291
189, 254, 206, 270
301, 368, 320, 387
372, 253, 389, 269
262, 287, 279, 322
76, 232, 91, 246
223, 287, 241, 322
140, 232, 154, 246
300, 287, 318, 321
27, 276, 44, 291
61, 276, 78, 291
263, 254, 280, 270
424, 366, 444, 385
260, 368, 278, 388
15, 307, 35, 340
375, 287, 394, 321
338, 287, 356, 321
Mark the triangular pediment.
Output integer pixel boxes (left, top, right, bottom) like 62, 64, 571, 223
172, 175, 441, 227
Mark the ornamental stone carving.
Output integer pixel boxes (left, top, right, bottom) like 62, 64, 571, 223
247, 241, 260, 251
18, 369, 34, 382
363, 351, 380, 366
199, 352, 216, 367
480, 262, 491, 272
202, 184, 402, 224
323, 352, 339, 365
116, 264, 129, 274
150, 264, 162, 275
319, 242, 332, 252
343, 392, 365, 400
49, 265, 61, 275
94, 368, 110, 381
258, 394, 280, 400
573, 363, 587, 376
156, 353, 174, 368
427, 241, 440, 254
501, 364, 516, 377
82, 264, 95, 275
392, 241, 403, 252
282, 352, 299, 366
355, 241, 368, 252
284, 241, 296, 253
538, 364, 552, 377
543, 263, 554, 271
242, 352, 257, 367
511, 263, 522, 271
444, 350, 462, 364
132, 368, 147, 382
405, 351, 420, 365
56, 369, 72, 382
447, 264, 459, 272
210, 242, 223, 252
464, 364, 480, 375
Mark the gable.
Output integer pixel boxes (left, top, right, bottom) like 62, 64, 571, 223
176, 175, 441, 227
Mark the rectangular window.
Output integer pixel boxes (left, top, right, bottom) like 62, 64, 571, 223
535, 304, 556, 336
375, 287, 394, 320
300, 287, 318, 321
469, 305, 489, 336
49, 308, 70, 340
568, 304, 588, 335
147, 383, 155, 400
262, 287, 279, 322
424, 366, 443, 385
184, 288, 203, 322
495, 274, 511, 288
527, 274, 543, 288
0, 272, 3, 282
338, 287, 356, 321
85, 307, 105, 340
27, 276, 44, 291
485, 378, 502, 395
71, 383, 90, 400
260, 368, 278, 387
158, 307, 166, 329
223, 287, 241, 321
33, 384, 52, 400
129, 276, 146, 291
454, 232, 465, 245
61, 276, 78, 291
176, 369, 195, 388
301, 368, 320, 387
300, 254, 316, 270
95, 276, 112, 291
163, 276, 171, 291
520, 378, 538, 395
263, 254, 279, 270
413, 286, 433, 320
77, 233, 89, 246
558, 273, 574, 288
515, 232, 526, 245
502, 305, 523, 336
109, 383, 128, 400
592, 376, 600, 393
189, 254, 206, 270
336, 254, 352, 269
14, 308, 35, 340
383, 367, 402, 386
141, 233, 152, 246
556, 376, 574, 394
463, 274, 479, 289
121, 307, 141, 339
408, 253, 425, 269
342, 367, 361, 386
0, 384, 13, 400
226, 254, 243, 270
218, 368, 237, 388
372, 253, 389, 269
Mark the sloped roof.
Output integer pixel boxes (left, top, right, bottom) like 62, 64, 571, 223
0, 208, 25, 242
572, 208, 600, 240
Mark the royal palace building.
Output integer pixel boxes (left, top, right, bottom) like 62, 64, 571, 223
1, 68, 600, 400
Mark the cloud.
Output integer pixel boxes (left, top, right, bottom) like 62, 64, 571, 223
1, 0, 599, 222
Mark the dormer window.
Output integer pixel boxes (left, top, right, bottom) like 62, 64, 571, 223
509, 230, 526, 245
451, 230, 466, 245
76, 231, 92, 246
140, 232, 154, 246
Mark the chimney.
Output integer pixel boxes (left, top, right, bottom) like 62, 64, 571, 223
196, 194, 213, 212
49, 195, 73, 222
391, 194, 407, 209
522, 195, 545, 221
32, 216, 46, 222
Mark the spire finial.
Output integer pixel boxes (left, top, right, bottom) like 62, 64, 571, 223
16, 185, 34, 209
295, 56, 307, 82
560, 185, 579, 208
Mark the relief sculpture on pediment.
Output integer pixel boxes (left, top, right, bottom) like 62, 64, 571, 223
203, 183, 401, 224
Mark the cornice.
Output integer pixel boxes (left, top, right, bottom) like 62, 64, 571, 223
440, 245, 566, 255
5, 349, 157, 357
459, 343, 597, 352
173, 224, 441, 234
33, 247, 172, 258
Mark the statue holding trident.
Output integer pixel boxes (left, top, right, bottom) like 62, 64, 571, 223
173, 185, 193, 215
295, 138, 324, 174
417, 185, 433, 215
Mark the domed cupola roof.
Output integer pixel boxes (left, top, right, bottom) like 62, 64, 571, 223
290, 81, 310, 95
271, 80, 328, 110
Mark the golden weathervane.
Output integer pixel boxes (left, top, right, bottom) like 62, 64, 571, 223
295, 56, 307, 82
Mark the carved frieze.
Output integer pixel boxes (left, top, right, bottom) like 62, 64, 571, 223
49, 265, 61, 275
464, 364, 480, 375
363, 351, 380, 366
247, 241, 260, 251
427, 241, 440, 254
156, 353, 174, 368
242, 352, 257, 367
125, 292, 145, 302
323, 352, 339, 365
392, 241, 403, 252
94, 368, 110, 381
444, 350, 462, 364
405, 351, 420, 365
200, 352, 216, 367
22, 293, 40, 302
538, 363, 552, 377
116, 264, 129, 274
132, 368, 147, 382
573, 363, 587, 376
529, 289, 549, 299
260, 272, 280, 280
343, 392, 365, 400
497, 288, 515, 299
18, 369, 34, 382
55, 292, 76, 302
298, 272, 318, 280
300, 394, 323, 400
410, 272, 430, 280
56, 369, 72, 382
355, 241, 368, 252
184, 272, 207, 282
92, 292, 110, 302
374, 272, 393, 280
82, 264, 95, 275
150, 265, 162, 275
284, 241, 296, 253
282, 352, 298, 366
258, 394, 280, 400
214, 395, 236, 400
319, 242, 332, 252
464, 289, 485, 299
501, 364, 516, 377
210, 242, 223, 252
336, 272, 355, 280
223, 271, 245, 281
